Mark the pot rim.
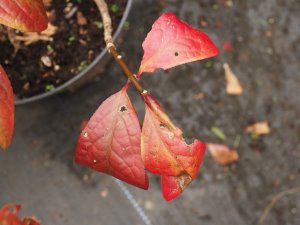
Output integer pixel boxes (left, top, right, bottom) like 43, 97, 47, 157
15, 0, 133, 105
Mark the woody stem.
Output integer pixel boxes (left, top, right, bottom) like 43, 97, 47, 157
94, 0, 145, 94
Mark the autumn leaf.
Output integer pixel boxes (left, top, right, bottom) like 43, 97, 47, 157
138, 12, 219, 75
0, 0, 48, 32
223, 63, 243, 95
161, 173, 194, 201
0, 65, 14, 150
141, 94, 206, 200
75, 87, 149, 190
246, 121, 271, 136
207, 143, 239, 166
0, 204, 40, 225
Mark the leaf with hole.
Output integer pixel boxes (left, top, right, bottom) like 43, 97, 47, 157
138, 12, 219, 75
0, 0, 48, 32
0, 65, 14, 150
141, 94, 206, 200
75, 87, 149, 189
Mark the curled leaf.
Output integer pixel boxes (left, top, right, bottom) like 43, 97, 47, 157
75, 87, 149, 190
223, 63, 243, 95
0, 204, 40, 225
0, 0, 48, 32
138, 12, 219, 75
246, 121, 271, 136
141, 94, 206, 200
207, 143, 239, 166
0, 65, 14, 150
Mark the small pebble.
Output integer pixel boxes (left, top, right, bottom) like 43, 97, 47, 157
100, 189, 108, 198
144, 200, 154, 210
41, 56, 52, 67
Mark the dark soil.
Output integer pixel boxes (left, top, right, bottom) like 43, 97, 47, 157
0, 0, 127, 99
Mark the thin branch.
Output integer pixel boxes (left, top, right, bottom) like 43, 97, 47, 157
93, 0, 114, 47
257, 186, 300, 225
94, 0, 145, 94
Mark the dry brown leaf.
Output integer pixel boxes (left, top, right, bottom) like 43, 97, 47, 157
246, 121, 271, 135
207, 143, 239, 166
42, 23, 57, 36
223, 63, 243, 95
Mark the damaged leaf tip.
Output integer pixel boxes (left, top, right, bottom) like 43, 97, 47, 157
0, 204, 40, 225
0, 0, 48, 32
141, 94, 206, 200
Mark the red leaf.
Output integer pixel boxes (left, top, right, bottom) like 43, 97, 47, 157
0, 65, 14, 150
138, 12, 219, 75
141, 94, 206, 200
0, 204, 40, 225
0, 0, 48, 32
75, 87, 149, 190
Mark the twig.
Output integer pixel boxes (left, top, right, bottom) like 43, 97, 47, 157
93, 0, 114, 47
94, 0, 145, 94
257, 186, 300, 225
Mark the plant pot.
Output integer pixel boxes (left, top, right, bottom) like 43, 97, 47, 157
1, 0, 132, 105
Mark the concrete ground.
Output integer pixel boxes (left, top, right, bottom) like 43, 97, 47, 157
1, 0, 299, 225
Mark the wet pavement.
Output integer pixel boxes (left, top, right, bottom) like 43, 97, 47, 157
0, 0, 299, 225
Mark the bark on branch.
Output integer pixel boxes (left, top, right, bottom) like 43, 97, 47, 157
94, 0, 145, 94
